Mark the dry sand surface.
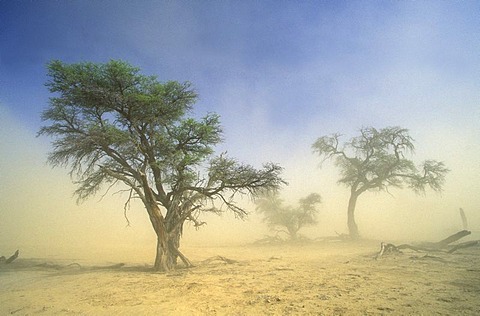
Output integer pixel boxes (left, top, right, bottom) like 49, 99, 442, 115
1, 241, 479, 315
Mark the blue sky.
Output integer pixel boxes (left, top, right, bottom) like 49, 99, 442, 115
1, 1, 480, 252
2, 1, 478, 134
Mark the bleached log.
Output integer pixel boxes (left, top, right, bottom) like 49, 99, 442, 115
437, 230, 471, 247
376, 230, 477, 258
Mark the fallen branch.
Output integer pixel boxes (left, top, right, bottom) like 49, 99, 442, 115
437, 230, 471, 248
376, 230, 479, 259
410, 254, 448, 263
35, 262, 125, 270
375, 243, 402, 260
202, 256, 237, 264
397, 244, 439, 253
447, 240, 480, 253
0, 250, 19, 264
315, 232, 351, 243
5, 250, 19, 264
253, 235, 285, 245
91, 263, 125, 270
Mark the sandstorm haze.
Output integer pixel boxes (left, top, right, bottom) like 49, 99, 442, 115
1, 0, 480, 263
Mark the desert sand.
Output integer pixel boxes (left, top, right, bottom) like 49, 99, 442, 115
1, 241, 479, 315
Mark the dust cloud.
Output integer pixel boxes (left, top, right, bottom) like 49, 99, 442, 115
1, 104, 480, 265
1, 104, 480, 315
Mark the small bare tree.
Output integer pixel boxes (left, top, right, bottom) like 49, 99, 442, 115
255, 192, 322, 241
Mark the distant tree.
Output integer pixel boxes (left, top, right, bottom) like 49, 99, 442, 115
39, 60, 285, 271
312, 126, 448, 239
255, 192, 322, 240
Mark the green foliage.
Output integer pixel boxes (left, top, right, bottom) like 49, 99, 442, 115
39, 59, 285, 225
255, 192, 322, 240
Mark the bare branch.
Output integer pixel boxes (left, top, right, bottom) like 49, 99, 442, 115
123, 188, 134, 227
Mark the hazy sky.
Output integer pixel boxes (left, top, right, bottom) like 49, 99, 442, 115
1, 1, 479, 260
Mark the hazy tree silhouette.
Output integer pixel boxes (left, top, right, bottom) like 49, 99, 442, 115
255, 192, 322, 241
39, 60, 285, 271
312, 126, 448, 240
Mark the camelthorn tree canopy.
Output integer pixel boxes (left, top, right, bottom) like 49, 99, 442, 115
312, 126, 449, 239
39, 60, 285, 271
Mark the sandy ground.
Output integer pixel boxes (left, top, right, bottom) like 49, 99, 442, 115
1, 241, 479, 315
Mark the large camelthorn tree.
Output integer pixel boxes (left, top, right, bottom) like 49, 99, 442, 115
312, 126, 448, 239
39, 60, 284, 271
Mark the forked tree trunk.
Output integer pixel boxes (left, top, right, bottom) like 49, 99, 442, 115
154, 235, 170, 271
152, 219, 173, 271
150, 210, 192, 271
153, 228, 193, 271
347, 192, 360, 240
146, 201, 175, 272
145, 193, 194, 271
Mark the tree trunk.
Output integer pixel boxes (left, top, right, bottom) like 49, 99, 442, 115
287, 225, 298, 241
153, 234, 172, 271
347, 192, 360, 240
146, 195, 193, 271
153, 229, 192, 271
290, 231, 298, 241
150, 213, 193, 271
146, 201, 174, 272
